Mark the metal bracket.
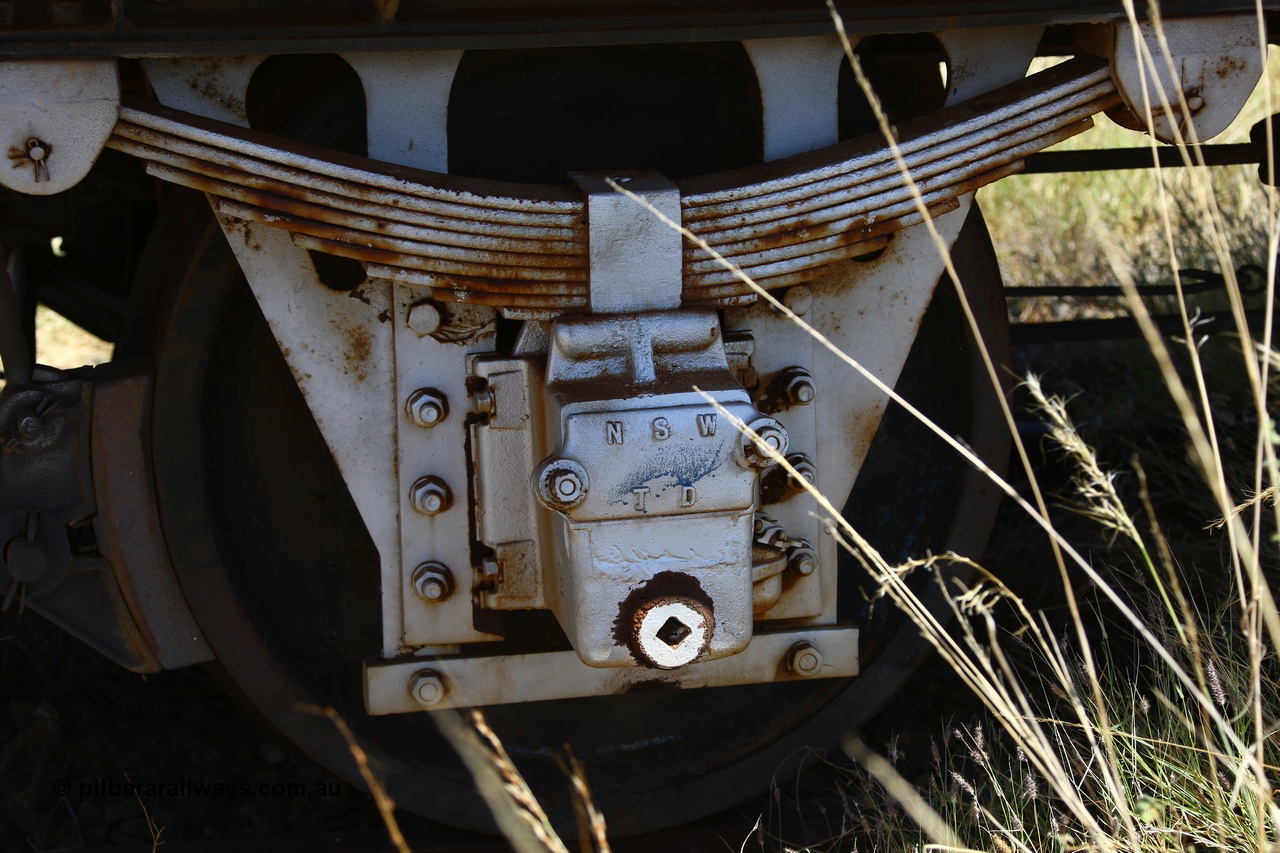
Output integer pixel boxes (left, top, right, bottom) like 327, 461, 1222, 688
365, 626, 858, 712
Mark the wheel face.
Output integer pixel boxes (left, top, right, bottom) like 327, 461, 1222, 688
128, 189, 1008, 835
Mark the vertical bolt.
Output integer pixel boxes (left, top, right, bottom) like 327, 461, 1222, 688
779, 368, 816, 407
409, 670, 447, 707
412, 562, 452, 602
787, 541, 817, 576
406, 388, 448, 428
787, 642, 823, 677
410, 476, 451, 516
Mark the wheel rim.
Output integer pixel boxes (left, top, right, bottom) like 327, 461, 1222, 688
123, 188, 1009, 835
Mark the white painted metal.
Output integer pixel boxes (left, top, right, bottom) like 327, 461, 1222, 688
342, 51, 463, 172
937, 26, 1043, 105
364, 626, 859, 713
742, 36, 847, 161
634, 601, 710, 668
142, 56, 264, 126
536, 311, 774, 667
212, 218, 408, 656
1089, 14, 1263, 144
394, 282, 501, 647
0, 59, 119, 196
571, 172, 683, 313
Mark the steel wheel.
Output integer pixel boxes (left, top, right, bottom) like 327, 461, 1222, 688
118, 187, 1008, 835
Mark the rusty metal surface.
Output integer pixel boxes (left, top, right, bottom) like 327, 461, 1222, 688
107, 55, 1118, 316
89, 361, 212, 670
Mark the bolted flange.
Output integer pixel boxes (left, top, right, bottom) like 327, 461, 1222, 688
534, 457, 589, 511
412, 561, 453, 602
787, 641, 823, 677
409, 476, 452, 516
405, 388, 448, 428
742, 417, 789, 470
409, 670, 447, 707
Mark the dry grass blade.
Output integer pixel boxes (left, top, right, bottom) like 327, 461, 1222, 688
304, 705, 412, 853
844, 735, 964, 850
560, 748, 609, 853
433, 708, 570, 853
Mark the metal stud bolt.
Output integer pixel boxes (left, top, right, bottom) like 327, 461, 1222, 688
410, 476, 451, 516
406, 388, 447, 428
787, 642, 823, 677
412, 562, 452, 602
409, 670, 447, 707
779, 367, 816, 407
787, 541, 817, 577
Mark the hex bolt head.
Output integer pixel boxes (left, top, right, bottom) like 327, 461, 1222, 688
742, 417, 789, 469
406, 388, 448, 428
787, 453, 817, 489
412, 561, 452, 602
409, 670, 447, 707
788, 642, 823, 677
406, 301, 441, 337
780, 367, 816, 407
535, 458, 589, 511
410, 476, 452, 516
787, 541, 817, 577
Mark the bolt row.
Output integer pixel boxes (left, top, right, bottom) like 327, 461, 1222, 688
407, 639, 827, 707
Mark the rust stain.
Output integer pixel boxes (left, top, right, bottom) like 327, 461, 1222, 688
330, 317, 372, 384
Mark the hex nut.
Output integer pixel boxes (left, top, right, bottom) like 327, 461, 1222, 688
406, 388, 448, 428
535, 458, 589, 511
742, 417, 789, 469
762, 452, 817, 504
787, 453, 816, 488
788, 642, 823, 677
410, 476, 452, 516
780, 367, 816, 407
406, 301, 442, 337
787, 542, 817, 577
409, 670, 447, 707
412, 562, 452, 602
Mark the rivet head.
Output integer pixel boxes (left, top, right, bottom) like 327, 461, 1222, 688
406, 302, 441, 337
410, 476, 451, 516
410, 670, 447, 707
535, 458, 589, 510
412, 562, 452, 602
788, 642, 823, 677
406, 388, 448, 428
784, 285, 812, 317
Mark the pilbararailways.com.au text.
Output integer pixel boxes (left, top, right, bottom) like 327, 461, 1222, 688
52, 778, 344, 801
